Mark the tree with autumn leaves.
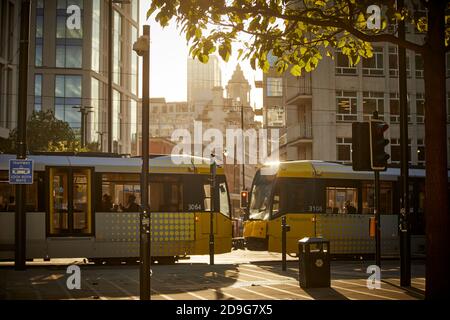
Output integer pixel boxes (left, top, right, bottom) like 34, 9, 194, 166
147, 0, 449, 298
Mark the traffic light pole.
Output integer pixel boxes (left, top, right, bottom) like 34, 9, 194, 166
241, 104, 245, 191
372, 111, 381, 268
374, 170, 381, 268
210, 154, 216, 266
15, 0, 31, 271
398, 0, 411, 287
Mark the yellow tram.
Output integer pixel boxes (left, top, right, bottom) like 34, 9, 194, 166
243, 160, 449, 256
0, 153, 232, 263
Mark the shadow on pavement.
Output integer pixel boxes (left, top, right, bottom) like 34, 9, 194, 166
302, 287, 350, 300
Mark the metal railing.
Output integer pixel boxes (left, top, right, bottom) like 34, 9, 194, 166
286, 123, 312, 142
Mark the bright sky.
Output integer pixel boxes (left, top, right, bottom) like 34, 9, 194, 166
139, 2, 263, 108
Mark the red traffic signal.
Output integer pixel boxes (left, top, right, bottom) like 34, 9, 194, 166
240, 190, 248, 209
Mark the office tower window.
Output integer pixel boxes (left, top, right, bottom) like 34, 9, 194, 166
0, 1, 6, 59
266, 78, 283, 97
91, 0, 100, 73
336, 90, 357, 122
131, 25, 138, 95
113, 89, 121, 142
7, 2, 14, 60
35, 45, 43, 67
335, 51, 357, 75
362, 92, 384, 121
415, 53, 424, 78
56, 0, 83, 68
362, 47, 384, 76
416, 93, 425, 123
56, 0, 83, 39
1, 1, 16, 60
132, 0, 139, 22
130, 99, 137, 145
5, 69, 13, 129
36, 1, 44, 67
388, 46, 411, 77
336, 138, 352, 162
55, 75, 82, 129
113, 10, 122, 85
56, 45, 82, 68
34, 74, 42, 112
90, 78, 100, 143
389, 92, 411, 123
390, 138, 411, 163
57, 0, 83, 10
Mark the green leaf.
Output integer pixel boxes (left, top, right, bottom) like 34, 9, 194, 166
219, 43, 231, 62
237, 48, 244, 60
291, 64, 302, 76
305, 61, 312, 72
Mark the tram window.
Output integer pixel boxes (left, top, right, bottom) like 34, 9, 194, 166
249, 173, 275, 220
149, 176, 183, 212
203, 184, 211, 211
326, 187, 358, 214
218, 182, 230, 217
48, 167, 93, 235
50, 168, 69, 233
0, 172, 38, 212
73, 170, 91, 231
361, 182, 393, 214
100, 173, 141, 212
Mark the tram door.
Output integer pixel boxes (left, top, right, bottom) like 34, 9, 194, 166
48, 167, 93, 236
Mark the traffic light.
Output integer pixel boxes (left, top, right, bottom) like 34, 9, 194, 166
352, 122, 371, 171
240, 190, 249, 209
370, 119, 390, 170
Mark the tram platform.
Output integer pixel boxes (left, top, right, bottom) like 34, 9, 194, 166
0, 249, 425, 300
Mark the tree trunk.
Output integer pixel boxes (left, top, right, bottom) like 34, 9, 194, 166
422, 1, 449, 299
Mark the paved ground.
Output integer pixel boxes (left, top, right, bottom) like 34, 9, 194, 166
0, 250, 425, 300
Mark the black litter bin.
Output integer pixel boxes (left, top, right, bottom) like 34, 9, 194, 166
298, 237, 330, 288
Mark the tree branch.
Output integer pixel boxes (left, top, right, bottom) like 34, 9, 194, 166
213, 5, 425, 54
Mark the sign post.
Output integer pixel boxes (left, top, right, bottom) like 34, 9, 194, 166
9, 159, 34, 185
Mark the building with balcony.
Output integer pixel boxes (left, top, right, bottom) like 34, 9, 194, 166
262, 31, 450, 167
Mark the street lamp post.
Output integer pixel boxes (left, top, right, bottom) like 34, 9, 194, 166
241, 102, 245, 191
233, 98, 246, 192
96, 131, 105, 152
133, 25, 151, 300
15, 0, 31, 271
210, 153, 216, 266
73, 106, 93, 148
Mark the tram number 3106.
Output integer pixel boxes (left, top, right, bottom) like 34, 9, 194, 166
308, 206, 323, 213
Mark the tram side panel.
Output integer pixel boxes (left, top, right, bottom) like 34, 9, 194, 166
0, 212, 46, 260
315, 214, 399, 255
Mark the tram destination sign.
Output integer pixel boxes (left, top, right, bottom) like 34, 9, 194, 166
9, 159, 34, 185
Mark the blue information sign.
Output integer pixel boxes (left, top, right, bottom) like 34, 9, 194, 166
9, 159, 34, 185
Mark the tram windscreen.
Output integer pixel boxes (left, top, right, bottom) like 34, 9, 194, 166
249, 172, 275, 220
